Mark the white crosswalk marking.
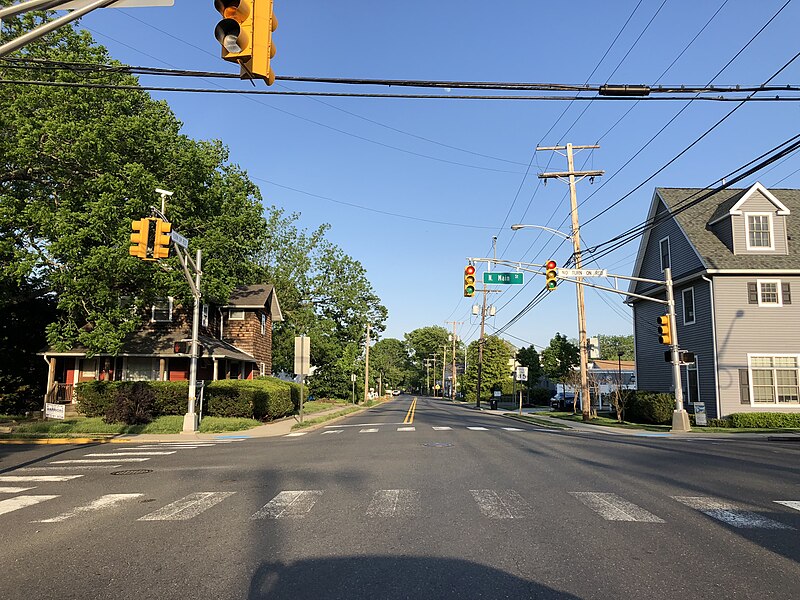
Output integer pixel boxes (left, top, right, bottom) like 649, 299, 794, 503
35, 494, 144, 523
0, 495, 59, 516
359, 428, 379, 433
467, 427, 489, 431
570, 492, 665, 522
0, 475, 83, 482
366, 489, 420, 517
775, 500, 800, 512
83, 452, 176, 457
396, 427, 415, 432
321, 430, 343, 435
50, 458, 150, 464
502, 427, 524, 432
138, 492, 235, 521
252, 491, 323, 519
284, 432, 308, 437
674, 496, 793, 529
18, 465, 122, 471
0, 487, 35, 493
432, 426, 452, 431
470, 489, 530, 519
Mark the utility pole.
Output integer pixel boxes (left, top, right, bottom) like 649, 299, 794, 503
442, 345, 448, 399
432, 353, 438, 397
538, 143, 604, 422
363, 323, 371, 403
424, 358, 433, 396
445, 321, 463, 400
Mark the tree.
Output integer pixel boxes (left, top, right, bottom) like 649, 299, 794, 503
463, 336, 512, 403
540, 333, 580, 410
516, 345, 542, 404
597, 335, 634, 361
369, 338, 412, 391
404, 326, 450, 391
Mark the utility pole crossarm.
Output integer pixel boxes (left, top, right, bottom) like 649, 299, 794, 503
537, 170, 605, 179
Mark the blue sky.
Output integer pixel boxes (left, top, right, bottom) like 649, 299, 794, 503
66, 0, 800, 350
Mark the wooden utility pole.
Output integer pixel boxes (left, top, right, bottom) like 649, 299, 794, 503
363, 323, 371, 404
445, 321, 463, 400
442, 345, 448, 399
538, 143, 604, 422
473, 288, 501, 408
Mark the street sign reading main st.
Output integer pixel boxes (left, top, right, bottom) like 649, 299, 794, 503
483, 272, 524, 285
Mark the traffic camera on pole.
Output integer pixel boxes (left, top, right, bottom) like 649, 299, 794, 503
214, 0, 278, 85
464, 265, 476, 297
657, 315, 672, 345
153, 219, 172, 260
545, 260, 557, 290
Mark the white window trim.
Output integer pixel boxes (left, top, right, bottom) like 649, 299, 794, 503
229, 309, 245, 321
260, 313, 266, 335
151, 297, 173, 323
682, 287, 696, 325
745, 212, 775, 251
747, 353, 800, 406
756, 278, 783, 307
201, 304, 209, 328
659, 237, 671, 272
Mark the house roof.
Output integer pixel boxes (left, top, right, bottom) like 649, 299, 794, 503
223, 284, 283, 322
589, 359, 634, 371
655, 184, 800, 271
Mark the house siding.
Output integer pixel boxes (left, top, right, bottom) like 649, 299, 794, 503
731, 190, 788, 255
635, 198, 704, 295
712, 275, 800, 417
633, 295, 673, 392
222, 310, 273, 375
709, 217, 734, 253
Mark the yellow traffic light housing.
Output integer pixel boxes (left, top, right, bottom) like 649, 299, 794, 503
129, 218, 149, 259
153, 219, 172, 260
545, 260, 557, 291
657, 315, 672, 345
464, 265, 476, 297
214, 0, 278, 84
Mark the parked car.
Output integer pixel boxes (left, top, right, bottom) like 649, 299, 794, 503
392, 389, 401, 396
550, 392, 577, 410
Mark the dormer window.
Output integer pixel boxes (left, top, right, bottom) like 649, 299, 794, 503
659, 237, 670, 272
746, 213, 773, 250
151, 297, 173, 322
229, 309, 245, 321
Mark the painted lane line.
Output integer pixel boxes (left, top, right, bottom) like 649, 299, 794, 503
359, 428, 379, 433
35, 493, 144, 523
432, 427, 452, 431
83, 452, 176, 457
134, 446, 203, 450
674, 496, 793, 529
467, 427, 489, 431
570, 492, 665, 523
252, 490, 324, 519
397, 427, 415, 432
18, 465, 122, 471
775, 500, 800, 512
0, 475, 83, 482
0, 495, 59, 516
470, 489, 530, 519
366, 489, 420, 518
0, 487, 35, 493
324, 423, 406, 428
138, 492, 236, 521
50, 458, 150, 464
321, 430, 343, 435
502, 427, 524, 432
284, 432, 308, 437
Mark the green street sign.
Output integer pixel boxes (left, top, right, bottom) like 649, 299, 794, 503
483, 272, 524, 285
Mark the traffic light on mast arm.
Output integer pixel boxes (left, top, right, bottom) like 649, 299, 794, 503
464, 265, 476, 297
545, 260, 557, 291
153, 219, 172, 260
657, 315, 672, 345
214, 0, 278, 85
129, 218, 158, 261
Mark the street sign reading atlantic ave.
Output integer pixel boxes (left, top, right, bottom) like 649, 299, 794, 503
483, 272, 524, 285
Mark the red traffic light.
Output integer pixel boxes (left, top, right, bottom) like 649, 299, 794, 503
465, 265, 475, 275
545, 260, 556, 270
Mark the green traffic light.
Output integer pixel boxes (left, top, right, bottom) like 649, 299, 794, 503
547, 280, 557, 290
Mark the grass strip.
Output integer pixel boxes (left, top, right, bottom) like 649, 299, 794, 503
299, 400, 350, 415
3, 415, 261, 436
504, 414, 572, 429
291, 406, 362, 430
547, 412, 800, 434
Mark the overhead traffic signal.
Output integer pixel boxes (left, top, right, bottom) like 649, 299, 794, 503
214, 0, 278, 84
545, 260, 557, 290
464, 265, 476, 297
657, 315, 672, 345
129, 218, 158, 261
153, 219, 172, 260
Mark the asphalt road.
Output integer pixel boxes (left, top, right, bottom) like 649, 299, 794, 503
1, 396, 798, 599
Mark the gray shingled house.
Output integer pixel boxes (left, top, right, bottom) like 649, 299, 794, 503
629, 182, 800, 420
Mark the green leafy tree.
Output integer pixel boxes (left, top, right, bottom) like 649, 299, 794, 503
369, 338, 412, 391
404, 326, 450, 391
463, 336, 512, 403
540, 333, 580, 408
597, 335, 634, 361
516, 344, 542, 404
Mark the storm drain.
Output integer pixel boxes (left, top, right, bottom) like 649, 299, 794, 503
423, 442, 453, 448
110, 469, 153, 476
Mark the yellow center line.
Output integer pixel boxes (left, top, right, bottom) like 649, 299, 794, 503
403, 397, 418, 424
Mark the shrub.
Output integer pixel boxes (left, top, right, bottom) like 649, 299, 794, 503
727, 412, 800, 428
205, 378, 294, 421
528, 387, 553, 406
150, 381, 189, 415
104, 382, 156, 425
707, 418, 732, 428
76, 381, 115, 417
624, 391, 674, 425
0, 384, 41, 415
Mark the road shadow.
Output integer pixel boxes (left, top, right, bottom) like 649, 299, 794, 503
247, 555, 580, 600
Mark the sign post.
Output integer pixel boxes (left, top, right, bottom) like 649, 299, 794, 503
295, 335, 310, 422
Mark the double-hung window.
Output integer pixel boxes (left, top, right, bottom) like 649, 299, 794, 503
682, 287, 695, 325
659, 237, 670, 272
749, 355, 800, 405
151, 297, 173, 322
746, 213, 774, 250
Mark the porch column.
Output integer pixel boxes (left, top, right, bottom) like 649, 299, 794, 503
159, 358, 166, 381
44, 356, 55, 403
213, 358, 219, 381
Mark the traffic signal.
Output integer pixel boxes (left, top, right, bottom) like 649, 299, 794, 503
214, 0, 278, 84
153, 219, 172, 260
657, 315, 672, 345
545, 260, 557, 290
129, 218, 157, 261
174, 341, 189, 354
464, 265, 476, 297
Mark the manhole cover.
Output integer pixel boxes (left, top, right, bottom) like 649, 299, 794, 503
423, 442, 453, 448
110, 469, 153, 475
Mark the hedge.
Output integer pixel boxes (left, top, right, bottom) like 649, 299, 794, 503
623, 391, 675, 425
727, 412, 800, 428
76, 377, 296, 421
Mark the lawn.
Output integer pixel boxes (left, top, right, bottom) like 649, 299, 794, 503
2, 415, 261, 437
547, 411, 800, 433
299, 400, 350, 415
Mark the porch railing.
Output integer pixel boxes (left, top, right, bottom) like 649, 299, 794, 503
45, 383, 74, 404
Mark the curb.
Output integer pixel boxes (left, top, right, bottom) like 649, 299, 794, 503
502, 413, 572, 430
289, 397, 395, 433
